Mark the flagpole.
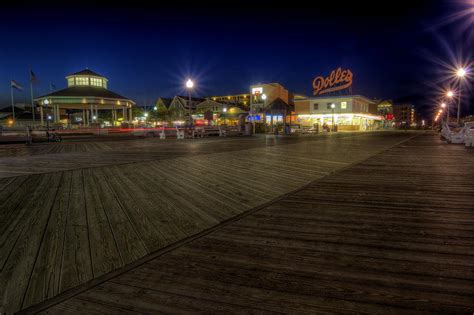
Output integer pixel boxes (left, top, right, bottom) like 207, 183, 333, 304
29, 69, 36, 124
10, 80, 15, 121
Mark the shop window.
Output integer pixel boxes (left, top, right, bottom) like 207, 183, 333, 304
341, 101, 347, 109
327, 103, 332, 109
313, 103, 319, 110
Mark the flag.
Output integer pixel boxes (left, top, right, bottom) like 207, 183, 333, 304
30, 70, 37, 83
50, 83, 56, 91
11, 80, 23, 91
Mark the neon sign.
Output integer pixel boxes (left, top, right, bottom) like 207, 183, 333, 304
313, 67, 353, 96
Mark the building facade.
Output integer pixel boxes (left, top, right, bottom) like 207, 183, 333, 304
293, 95, 382, 131
393, 103, 416, 127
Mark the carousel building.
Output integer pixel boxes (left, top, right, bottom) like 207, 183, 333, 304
35, 69, 135, 126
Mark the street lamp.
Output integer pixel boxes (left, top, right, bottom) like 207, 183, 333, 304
457, 68, 466, 78
331, 103, 336, 132
455, 67, 467, 124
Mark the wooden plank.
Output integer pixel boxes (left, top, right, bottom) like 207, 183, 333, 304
0, 172, 62, 314
22, 171, 73, 309
59, 170, 93, 292
99, 166, 175, 251
92, 168, 148, 265
82, 168, 122, 277
33, 133, 474, 314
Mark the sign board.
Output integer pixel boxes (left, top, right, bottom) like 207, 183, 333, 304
313, 67, 353, 96
252, 87, 263, 95
248, 115, 261, 121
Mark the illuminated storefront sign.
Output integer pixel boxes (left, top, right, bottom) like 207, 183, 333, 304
312, 67, 353, 96
252, 87, 263, 95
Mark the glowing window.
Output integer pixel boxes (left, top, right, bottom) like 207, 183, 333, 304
76, 77, 89, 85
341, 102, 347, 109
67, 77, 75, 86
313, 103, 319, 110
90, 77, 102, 87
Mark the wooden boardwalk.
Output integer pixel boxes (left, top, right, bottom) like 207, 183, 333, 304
23, 133, 474, 314
0, 132, 418, 314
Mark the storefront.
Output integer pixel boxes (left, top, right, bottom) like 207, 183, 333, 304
293, 95, 383, 131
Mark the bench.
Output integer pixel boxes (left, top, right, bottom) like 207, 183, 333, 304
159, 127, 185, 140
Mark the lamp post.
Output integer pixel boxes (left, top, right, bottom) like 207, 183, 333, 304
261, 93, 267, 132
223, 106, 227, 125
43, 99, 50, 132
331, 103, 336, 132
186, 79, 194, 127
441, 102, 446, 121
456, 67, 466, 124
446, 90, 453, 122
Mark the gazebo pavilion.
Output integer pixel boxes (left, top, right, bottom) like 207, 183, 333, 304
35, 69, 135, 127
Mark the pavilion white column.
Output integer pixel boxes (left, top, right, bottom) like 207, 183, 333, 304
54, 105, 59, 123
129, 108, 133, 122
95, 105, 99, 121
90, 104, 94, 123
123, 107, 127, 121
82, 109, 86, 126
40, 106, 44, 126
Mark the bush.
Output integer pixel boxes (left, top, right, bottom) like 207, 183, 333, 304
254, 122, 266, 133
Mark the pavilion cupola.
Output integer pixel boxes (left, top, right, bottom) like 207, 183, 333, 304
65, 69, 109, 89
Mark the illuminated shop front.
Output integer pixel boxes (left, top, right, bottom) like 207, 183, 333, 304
293, 95, 383, 131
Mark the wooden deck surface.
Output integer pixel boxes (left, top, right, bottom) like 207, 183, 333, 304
0, 132, 419, 314
22, 132, 474, 314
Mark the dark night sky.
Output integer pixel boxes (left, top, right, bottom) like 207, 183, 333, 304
0, 1, 472, 117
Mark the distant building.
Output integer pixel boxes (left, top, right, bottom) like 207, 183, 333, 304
393, 103, 416, 127
0, 106, 36, 127
167, 96, 205, 121
250, 83, 289, 110
210, 93, 250, 106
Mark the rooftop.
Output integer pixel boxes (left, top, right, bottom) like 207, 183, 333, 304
67, 69, 105, 78
36, 86, 134, 102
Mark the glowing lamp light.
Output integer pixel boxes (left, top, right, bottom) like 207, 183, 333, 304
447, 91, 454, 98
154, 106, 157, 111
261, 94, 267, 100
331, 103, 336, 109
186, 79, 194, 89
223, 107, 227, 113
47, 115, 52, 120
441, 103, 446, 108
438, 109, 443, 114
92, 115, 97, 120
456, 68, 466, 78
144, 112, 148, 117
